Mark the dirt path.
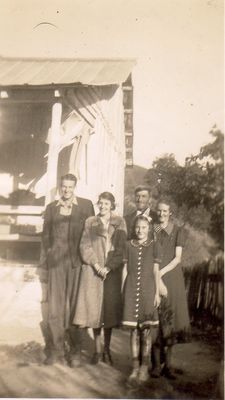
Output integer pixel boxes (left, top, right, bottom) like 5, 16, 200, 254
0, 328, 221, 399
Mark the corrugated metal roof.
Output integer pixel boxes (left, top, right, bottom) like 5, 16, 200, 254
0, 57, 136, 87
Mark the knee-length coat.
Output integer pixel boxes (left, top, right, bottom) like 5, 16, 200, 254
73, 214, 127, 328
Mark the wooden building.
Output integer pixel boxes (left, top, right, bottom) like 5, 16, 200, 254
0, 57, 135, 264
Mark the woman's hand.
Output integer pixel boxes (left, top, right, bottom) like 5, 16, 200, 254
94, 263, 109, 280
159, 278, 168, 297
154, 293, 160, 308
98, 267, 110, 280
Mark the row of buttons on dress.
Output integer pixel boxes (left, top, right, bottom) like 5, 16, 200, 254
134, 245, 142, 319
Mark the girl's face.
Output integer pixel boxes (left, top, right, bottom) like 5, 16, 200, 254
157, 203, 171, 225
98, 198, 112, 216
135, 220, 149, 242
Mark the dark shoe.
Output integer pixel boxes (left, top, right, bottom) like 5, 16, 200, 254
91, 352, 102, 365
173, 367, 184, 375
102, 350, 113, 366
151, 366, 161, 378
161, 366, 176, 380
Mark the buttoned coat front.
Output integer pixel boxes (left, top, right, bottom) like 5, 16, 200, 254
73, 214, 127, 328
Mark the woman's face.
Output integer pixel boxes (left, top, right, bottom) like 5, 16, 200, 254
157, 203, 171, 225
135, 220, 149, 242
98, 198, 112, 216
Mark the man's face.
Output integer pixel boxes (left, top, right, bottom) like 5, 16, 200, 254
61, 179, 76, 200
135, 190, 151, 211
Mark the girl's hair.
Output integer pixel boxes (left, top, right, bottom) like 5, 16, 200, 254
98, 191, 116, 210
134, 214, 152, 226
157, 195, 176, 214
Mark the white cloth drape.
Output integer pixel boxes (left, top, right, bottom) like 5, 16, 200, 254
45, 85, 125, 214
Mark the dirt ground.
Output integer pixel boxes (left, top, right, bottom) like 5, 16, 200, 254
0, 327, 222, 399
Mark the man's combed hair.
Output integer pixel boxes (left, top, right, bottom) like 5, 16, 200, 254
61, 174, 77, 185
134, 185, 152, 195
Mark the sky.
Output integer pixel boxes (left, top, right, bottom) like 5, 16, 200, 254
0, 0, 223, 168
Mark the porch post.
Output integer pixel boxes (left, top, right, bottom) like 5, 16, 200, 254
45, 101, 62, 206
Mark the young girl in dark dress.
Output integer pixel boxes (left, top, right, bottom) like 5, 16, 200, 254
152, 196, 190, 379
122, 215, 160, 384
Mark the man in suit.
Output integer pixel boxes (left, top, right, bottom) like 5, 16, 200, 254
125, 185, 157, 239
40, 173, 94, 366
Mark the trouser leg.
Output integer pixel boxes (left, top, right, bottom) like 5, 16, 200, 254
48, 317, 65, 358
47, 265, 67, 360
68, 325, 83, 354
165, 345, 173, 368
67, 326, 84, 367
163, 345, 176, 379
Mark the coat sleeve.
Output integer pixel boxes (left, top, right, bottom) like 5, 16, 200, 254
42, 204, 52, 254
106, 217, 127, 271
79, 218, 99, 266
89, 201, 95, 217
38, 204, 52, 283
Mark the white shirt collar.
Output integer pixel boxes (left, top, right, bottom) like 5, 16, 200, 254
136, 207, 151, 217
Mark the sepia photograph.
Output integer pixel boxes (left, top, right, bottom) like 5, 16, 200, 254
0, 0, 223, 398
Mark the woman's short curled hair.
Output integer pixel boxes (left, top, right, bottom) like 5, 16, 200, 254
98, 192, 116, 210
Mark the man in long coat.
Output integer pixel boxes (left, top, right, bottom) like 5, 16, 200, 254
40, 173, 94, 366
125, 185, 157, 239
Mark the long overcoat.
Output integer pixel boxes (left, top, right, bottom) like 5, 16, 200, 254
73, 214, 127, 328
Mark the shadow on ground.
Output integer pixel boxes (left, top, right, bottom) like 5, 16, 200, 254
0, 328, 222, 399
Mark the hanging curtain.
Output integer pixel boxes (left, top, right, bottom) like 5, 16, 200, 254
46, 84, 125, 214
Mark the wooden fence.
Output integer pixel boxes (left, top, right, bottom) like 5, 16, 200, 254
184, 253, 224, 328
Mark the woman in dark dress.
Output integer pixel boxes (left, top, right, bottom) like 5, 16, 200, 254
152, 196, 190, 379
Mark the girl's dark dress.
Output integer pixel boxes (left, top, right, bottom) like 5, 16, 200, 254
122, 239, 159, 329
154, 222, 190, 345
